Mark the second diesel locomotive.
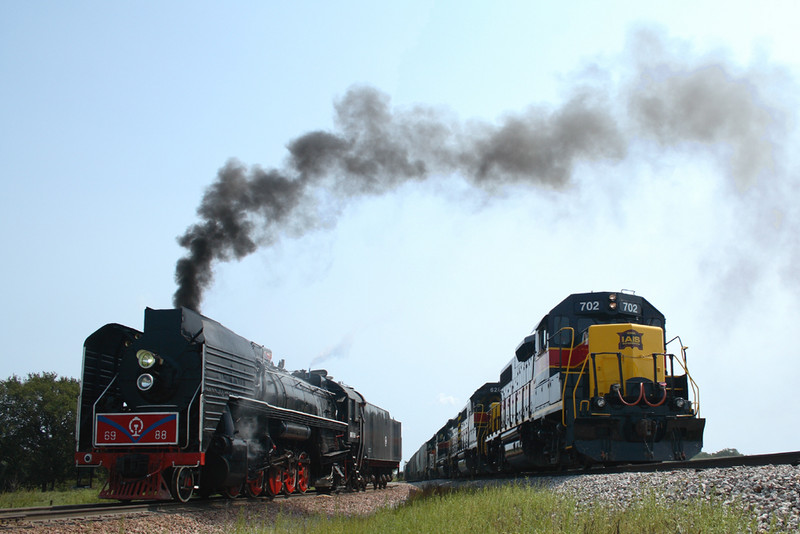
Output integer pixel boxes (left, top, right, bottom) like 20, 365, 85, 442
75, 307, 401, 501
406, 291, 704, 480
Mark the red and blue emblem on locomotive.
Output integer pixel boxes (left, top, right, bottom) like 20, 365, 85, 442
94, 413, 178, 446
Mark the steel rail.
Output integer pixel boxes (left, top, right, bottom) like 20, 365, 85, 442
0, 499, 176, 523
0, 483, 396, 525
408, 450, 800, 488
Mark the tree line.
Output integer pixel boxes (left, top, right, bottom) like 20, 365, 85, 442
0, 373, 80, 492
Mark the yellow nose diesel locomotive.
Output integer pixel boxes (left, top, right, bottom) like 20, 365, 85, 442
406, 291, 704, 480
75, 308, 401, 501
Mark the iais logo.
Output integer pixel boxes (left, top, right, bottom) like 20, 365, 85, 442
617, 329, 644, 350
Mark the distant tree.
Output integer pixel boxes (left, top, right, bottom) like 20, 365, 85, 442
692, 448, 744, 460
0, 373, 80, 492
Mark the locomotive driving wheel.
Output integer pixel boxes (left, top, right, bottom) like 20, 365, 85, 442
221, 484, 240, 499
296, 453, 310, 494
244, 471, 264, 498
282, 464, 297, 495
264, 466, 283, 499
170, 466, 195, 503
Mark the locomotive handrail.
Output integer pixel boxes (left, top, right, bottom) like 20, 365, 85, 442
568, 356, 591, 424
568, 350, 640, 415
488, 402, 501, 435
642, 353, 668, 407
550, 327, 576, 370
588, 352, 622, 397
172, 460, 201, 468
665, 349, 701, 416
553, 327, 576, 427
665, 336, 700, 414
578, 348, 699, 413
357, 404, 366, 471
184, 383, 202, 449
228, 395, 348, 430
91, 375, 118, 446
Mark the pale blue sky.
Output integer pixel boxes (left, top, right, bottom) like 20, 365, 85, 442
2, 1, 799, 460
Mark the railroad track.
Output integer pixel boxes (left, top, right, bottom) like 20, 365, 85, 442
409, 450, 800, 488
0, 485, 367, 525
0, 499, 181, 524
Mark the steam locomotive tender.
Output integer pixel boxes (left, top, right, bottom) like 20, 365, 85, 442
406, 291, 704, 480
75, 308, 401, 501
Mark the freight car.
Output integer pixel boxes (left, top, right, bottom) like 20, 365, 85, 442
406, 291, 704, 480
75, 307, 401, 501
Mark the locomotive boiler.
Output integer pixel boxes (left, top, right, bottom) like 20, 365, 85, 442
75, 307, 401, 501
406, 291, 704, 480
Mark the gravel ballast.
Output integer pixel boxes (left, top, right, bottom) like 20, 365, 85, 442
542, 464, 800, 532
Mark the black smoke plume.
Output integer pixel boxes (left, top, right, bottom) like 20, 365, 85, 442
174, 27, 788, 312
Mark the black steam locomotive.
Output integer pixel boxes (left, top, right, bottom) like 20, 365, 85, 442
75, 307, 401, 501
406, 291, 705, 480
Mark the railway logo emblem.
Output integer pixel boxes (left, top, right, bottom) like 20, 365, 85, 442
128, 417, 144, 437
617, 329, 644, 350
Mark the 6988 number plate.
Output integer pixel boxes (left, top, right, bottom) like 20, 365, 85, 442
94, 412, 178, 446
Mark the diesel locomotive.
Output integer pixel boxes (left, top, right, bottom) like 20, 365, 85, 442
406, 291, 704, 480
75, 307, 401, 501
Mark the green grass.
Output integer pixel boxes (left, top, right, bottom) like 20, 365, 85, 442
236, 484, 760, 534
0, 487, 104, 508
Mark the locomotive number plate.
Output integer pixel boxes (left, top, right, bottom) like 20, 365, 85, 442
94, 412, 179, 446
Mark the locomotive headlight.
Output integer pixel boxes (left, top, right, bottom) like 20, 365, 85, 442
673, 397, 686, 410
137, 373, 154, 391
593, 396, 607, 409
136, 350, 157, 369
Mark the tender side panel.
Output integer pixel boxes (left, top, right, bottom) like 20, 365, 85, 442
362, 403, 402, 464
392, 419, 402, 463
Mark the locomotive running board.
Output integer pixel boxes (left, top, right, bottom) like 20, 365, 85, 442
228, 396, 348, 432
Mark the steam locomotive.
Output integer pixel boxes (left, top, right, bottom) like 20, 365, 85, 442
75, 307, 401, 501
406, 291, 704, 480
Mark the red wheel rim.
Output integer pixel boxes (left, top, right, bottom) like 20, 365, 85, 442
245, 472, 264, 498
296, 463, 310, 493
282, 465, 297, 495
266, 467, 282, 497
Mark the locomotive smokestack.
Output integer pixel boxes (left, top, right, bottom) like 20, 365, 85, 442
173, 27, 786, 311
